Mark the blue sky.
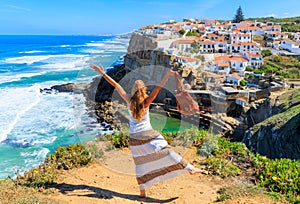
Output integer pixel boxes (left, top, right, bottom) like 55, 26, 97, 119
0, 0, 299, 35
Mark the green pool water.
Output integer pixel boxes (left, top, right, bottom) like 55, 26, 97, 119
123, 109, 194, 133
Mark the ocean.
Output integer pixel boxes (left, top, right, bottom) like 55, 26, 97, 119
0, 35, 129, 178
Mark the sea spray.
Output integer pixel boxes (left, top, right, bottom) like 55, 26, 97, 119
0, 84, 41, 143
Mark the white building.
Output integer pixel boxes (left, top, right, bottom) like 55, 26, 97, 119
265, 31, 288, 40
294, 33, 300, 42
227, 42, 260, 54
243, 52, 263, 68
230, 33, 252, 43
214, 39, 227, 53
214, 55, 249, 75
280, 39, 300, 54
198, 39, 215, 53
236, 26, 265, 36
169, 39, 195, 52
226, 73, 243, 85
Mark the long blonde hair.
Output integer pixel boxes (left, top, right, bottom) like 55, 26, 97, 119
130, 80, 148, 121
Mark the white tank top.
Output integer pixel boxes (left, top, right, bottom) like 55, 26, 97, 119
129, 109, 152, 134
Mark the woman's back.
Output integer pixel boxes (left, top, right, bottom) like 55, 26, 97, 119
129, 109, 152, 134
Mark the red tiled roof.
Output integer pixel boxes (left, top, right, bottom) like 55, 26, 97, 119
230, 42, 258, 46
230, 73, 242, 79
177, 56, 199, 62
236, 26, 261, 30
215, 62, 230, 67
172, 39, 195, 44
215, 55, 248, 62
231, 33, 251, 37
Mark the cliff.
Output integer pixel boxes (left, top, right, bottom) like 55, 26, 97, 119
243, 102, 300, 159
243, 89, 300, 159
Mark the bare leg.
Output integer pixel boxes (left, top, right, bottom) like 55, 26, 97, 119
140, 190, 146, 198
189, 167, 208, 175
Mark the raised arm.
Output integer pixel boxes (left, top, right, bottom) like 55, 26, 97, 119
144, 69, 175, 108
90, 64, 130, 105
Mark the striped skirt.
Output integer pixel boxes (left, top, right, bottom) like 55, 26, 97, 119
129, 129, 194, 190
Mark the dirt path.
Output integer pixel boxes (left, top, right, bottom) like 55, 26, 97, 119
44, 145, 278, 204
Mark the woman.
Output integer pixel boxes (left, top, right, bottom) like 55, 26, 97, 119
90, 64, 207, 198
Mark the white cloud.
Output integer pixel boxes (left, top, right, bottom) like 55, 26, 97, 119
4, 4, 31, 12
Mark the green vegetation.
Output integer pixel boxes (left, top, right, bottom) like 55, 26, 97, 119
262, 49, 272, 57
179, 29, 185, 35
216, 183, 270, 202
194, 131, 300, 203
16, 144, 93, 188
240, 79, 247, 86
185, 30, 200, 37
191, 41, 200, 53
104, 127, 129, 148
1, 126, 299, 203
233, 6, 244, 23
246, 16, 300, 32
252, 55, 300, 79
256, 157, 300, 202
0, 179, 58, 204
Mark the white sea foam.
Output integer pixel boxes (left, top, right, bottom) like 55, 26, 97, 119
85, 42, 105, 47
18, 50, 45, 54
0, 85, 41, 143
21, 148, 50, 159
61, 44, 70, 47
80, 49, 106, 54
37, 54, 89, 70
0, 72, 45, 84
5, 54, 88, 66
5, 55, 51, 65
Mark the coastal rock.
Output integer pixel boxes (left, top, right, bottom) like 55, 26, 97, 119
41, 83, 88, 93
243, 104, 300, 159
50, 83, 88, 93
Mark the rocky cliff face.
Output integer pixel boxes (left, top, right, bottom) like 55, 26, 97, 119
124, 32, 172, 70
238, 88, 300, 159
243, 103, 300, 159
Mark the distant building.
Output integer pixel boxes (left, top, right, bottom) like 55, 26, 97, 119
280, 39, 300, 54
227, 42, 260, 54
226, 73, 243, 85
243, 52, 263, 68
230, 32, 252, 43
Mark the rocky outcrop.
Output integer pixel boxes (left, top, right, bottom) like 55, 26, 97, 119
41, 83, 88, 93
243, 103, 300, 159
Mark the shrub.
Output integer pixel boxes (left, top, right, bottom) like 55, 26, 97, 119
16, 144, 92, 188
216, 184, 268, 202
174, 127, 207, 147
213, 137, 249, 158
186, 30, 200, 37
104, 128, 129, 148
179, 29, 185, 36
256, 158, 300, 202
205, 157, 241, 178
262, 49, 272, 57
246, 66, 254, 71
240, 79, 247, 86
49, 144, 92, 170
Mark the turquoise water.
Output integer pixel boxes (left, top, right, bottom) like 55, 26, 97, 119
0, 35, 129, 178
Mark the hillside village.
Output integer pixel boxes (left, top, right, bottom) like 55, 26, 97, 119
137, 17, 300, 87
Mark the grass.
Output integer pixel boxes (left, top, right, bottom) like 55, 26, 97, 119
16, 144, 93, 189
0, 179, 59, 204
0, 128, 298, 203
216, 183, 285, 203
252, 103, 300, 133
